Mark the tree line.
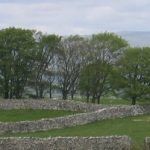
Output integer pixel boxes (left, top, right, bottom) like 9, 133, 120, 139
0, 27, 149, 105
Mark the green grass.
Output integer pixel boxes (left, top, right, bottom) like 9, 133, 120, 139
73, 96, 150, 105
100, 98, 150, 105
1, 114, 150, 150
100, 98, 129, 105
0, 109, 77, 122
73, 97, 129, 104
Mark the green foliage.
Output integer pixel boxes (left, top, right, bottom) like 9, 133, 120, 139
91, 32, 128, 52
79, 33, 128, 103
79, 61, 111, 103
57, 35, 86, 100
3, 114, 150, 149
0, 28, 149, 105
0, 109, 76, 122
31, 34, 61, 98
0, 27, 36, 98
112, 47, 150, 104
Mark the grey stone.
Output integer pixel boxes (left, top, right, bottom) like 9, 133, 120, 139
145, 137, 150, 150
0, 100, 149, 133
0, 136, 131, 150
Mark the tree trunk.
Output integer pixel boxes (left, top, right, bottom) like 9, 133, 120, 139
97, 96, 101, 104
9, 88, 13, 99
71, 89, 75, 100
35, 84, 39, 98
71, 93, 74, 100
97, 93, 102, 104
86, 91, 90, 103
15, 85, 21, 99
4, 90, 9, 99
10, 78, 14, 99
63, 94, 67, 100
39, 88, 43, 99
92, 95, 96, 103
62, 90, 68, 100
131, 97, 136, 105
4, 82, 9, 99
49, 89, 52, 99
49, 83, 52, 99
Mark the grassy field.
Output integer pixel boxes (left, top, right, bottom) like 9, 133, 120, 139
73, 96, 150, 105
1, 114, 149, 150
100, 98, 150, 105
0, 109, 77, 122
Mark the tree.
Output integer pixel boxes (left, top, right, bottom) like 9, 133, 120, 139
57, 35, 86, 100
44, 57, 56, 99
79, 33, 128, 103
112, 47, 150, 105
0, 27, 36, 99
80, 61, 111, 103
31, 34, 61, 98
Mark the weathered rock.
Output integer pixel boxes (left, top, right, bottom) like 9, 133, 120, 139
0, 99, 105, 112
0, 136, 131, 150
0, 104, 149, 133
145, 137, 150, 150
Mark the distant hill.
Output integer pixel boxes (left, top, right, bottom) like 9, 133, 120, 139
118, 31, 150, 47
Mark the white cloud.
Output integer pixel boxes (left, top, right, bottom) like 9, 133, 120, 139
0, 0, 150, 35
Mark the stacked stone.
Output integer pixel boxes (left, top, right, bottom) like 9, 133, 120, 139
0, 136, 131, 150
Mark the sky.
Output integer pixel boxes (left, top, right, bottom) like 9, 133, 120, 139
0, 0, 150, 35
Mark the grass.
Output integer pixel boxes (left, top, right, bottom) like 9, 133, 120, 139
100, 98, 150, 105
73, 96, 150, 105
73, 97, 129, 105
1, 114, 150, 150
100, 98, 129, 105
0, 109, 77, 122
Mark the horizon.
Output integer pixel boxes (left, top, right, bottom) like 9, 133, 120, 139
1, 26, 150, 47
0, 26, 150, 36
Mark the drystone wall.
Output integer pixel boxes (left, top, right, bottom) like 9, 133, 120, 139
0, 105, 149, 133
145, 137, 150, 150
0, 136, 131, 150
0, 99, 105, 112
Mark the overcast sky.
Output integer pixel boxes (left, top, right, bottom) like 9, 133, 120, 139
0, 0, 150, 35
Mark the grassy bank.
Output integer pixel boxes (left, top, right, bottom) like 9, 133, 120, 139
0, 109, 77, 122
1, 114, 149, 149
73, 97, 150, 105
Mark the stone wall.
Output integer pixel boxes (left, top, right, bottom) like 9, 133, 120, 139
140, 105, 150, 114
0, 105, 149, 134
145, 137, 150, 150
0, 99, 105, 112
0, 136, 131, 150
